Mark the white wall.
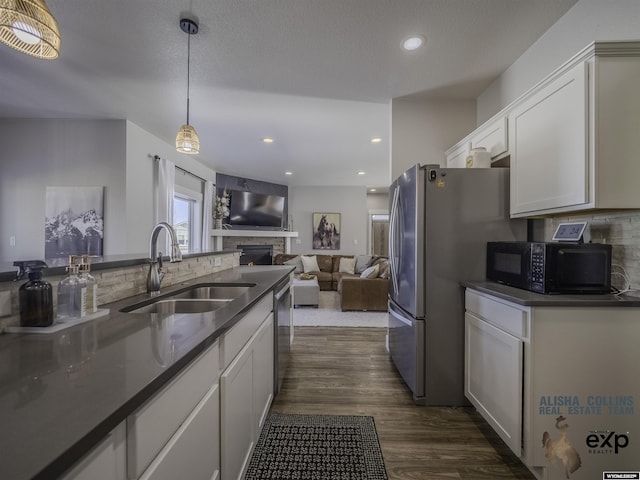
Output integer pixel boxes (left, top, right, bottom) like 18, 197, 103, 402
366, 193, 389, 212
477, 0, 640, 122
391, 98, 476, 180
124, 121, 216, 255
0, 119, 216, 262
289, 186, 368, 255
0, 119, 127, 261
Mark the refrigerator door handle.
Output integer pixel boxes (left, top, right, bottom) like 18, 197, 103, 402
389, 302, 411, 327
389, 186, 400, 296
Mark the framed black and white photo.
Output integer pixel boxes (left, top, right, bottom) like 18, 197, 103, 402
312, 212, 340, 250
45, 186, 104, 258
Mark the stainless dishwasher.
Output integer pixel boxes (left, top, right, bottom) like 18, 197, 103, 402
273, 276, 292, 394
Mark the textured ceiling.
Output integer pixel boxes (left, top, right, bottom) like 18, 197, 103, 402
0, 0, 578, 188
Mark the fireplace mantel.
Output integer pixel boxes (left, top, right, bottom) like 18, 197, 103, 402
211, 229, 299, 253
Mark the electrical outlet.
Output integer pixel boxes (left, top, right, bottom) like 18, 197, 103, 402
0, 291, 11, 317
9, 236, 15, 247
214, 257, 222, 267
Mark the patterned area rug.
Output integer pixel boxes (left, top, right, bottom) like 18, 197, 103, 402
244, 413, 388, 480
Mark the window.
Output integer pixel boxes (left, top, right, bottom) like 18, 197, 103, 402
173, 196, 194, 253
173, 183, 203, 254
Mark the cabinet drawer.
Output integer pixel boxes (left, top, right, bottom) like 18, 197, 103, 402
221, 294, 272, 369
127, 342, 219, 479
465, 290, 528, 339
62, 423, 126, 480
139, 383, 220, 480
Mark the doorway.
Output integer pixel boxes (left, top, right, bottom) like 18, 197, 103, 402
369, 213, 389, 256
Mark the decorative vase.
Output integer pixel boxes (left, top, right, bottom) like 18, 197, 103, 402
465, 147, 492, 168
215, 218, 223, 229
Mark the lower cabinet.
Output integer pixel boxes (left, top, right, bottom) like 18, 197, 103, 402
220, 312, 274, 480
138, 383, 220, 480
60, 293, 276, 480
128, 342, 221, 480
61, 423, 126, 480
465, 287, 640, 480
465, 310, 523, 454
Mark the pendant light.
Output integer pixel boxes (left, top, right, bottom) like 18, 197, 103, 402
175, 18, 200, 155
0, 0, 60, 59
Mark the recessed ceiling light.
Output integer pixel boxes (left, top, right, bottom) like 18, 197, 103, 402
369, 188, 377, 192
285, 171, 293, 175
262, 138, 274, 143
357, 171, 366, 175
371, 137, 382, 144
402, 35, 425, 51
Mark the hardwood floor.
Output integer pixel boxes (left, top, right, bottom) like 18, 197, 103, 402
271, 326, 536, 480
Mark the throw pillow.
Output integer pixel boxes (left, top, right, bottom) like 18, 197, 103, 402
377, 259, 390, 279
354, 255, 373, 274
301, 255, 320, 273
339, 257, 356, 274
360, 263, 380, 279
283, 256, 303, 273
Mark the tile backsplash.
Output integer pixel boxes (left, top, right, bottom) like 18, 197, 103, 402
544, 210, 640, 294
0, 252, 240, 331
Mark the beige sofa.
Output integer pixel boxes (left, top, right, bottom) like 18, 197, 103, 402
273, 253, 389, 311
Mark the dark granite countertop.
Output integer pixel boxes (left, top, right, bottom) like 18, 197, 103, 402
0, 265, 293, 480
463, 281, 640, 307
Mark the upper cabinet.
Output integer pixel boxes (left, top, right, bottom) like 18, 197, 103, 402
509, 62, 588, 215
470, 116, 508, 159
445, 116, 508, 168
510, 41, 640, 217
445, 141, 471, 168
446, 41, 640, 218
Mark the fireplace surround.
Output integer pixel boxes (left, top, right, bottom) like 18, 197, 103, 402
237, 244, 273, 265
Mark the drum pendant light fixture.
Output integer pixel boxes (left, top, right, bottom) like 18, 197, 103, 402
0, 0, 61, 59
175, 18, 200, 155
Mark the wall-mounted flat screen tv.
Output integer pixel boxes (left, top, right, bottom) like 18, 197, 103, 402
228, 190, 285, 228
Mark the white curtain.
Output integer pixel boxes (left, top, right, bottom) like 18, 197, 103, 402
202, 181, 214, 251
154, 157, 175, 255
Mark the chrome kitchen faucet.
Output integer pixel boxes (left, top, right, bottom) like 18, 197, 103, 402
147, 222, 183, 295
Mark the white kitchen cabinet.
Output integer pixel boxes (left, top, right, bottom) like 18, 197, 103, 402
465, 291, 526, 455
252, 313, 275, 433
445, 140, 470, 168
220, 305, 274, 480
220, 338, 255, 480
509, 41, 640, 217
445, 115, 508, 168
61, 423, 126, 480
465, 287, 640, 480
138, 383, 220, 480
470, 116, 508, 159
509, 62, 588, 215
127, 342, 220, 479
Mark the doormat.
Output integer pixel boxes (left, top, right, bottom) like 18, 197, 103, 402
244, 413, 388, 480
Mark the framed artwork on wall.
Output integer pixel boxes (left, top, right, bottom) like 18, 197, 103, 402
312, 212, 340, 250
45, 186, 104, 258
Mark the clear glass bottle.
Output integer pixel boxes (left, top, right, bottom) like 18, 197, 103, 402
79, 255, 97, 314
57, 256, 87, 321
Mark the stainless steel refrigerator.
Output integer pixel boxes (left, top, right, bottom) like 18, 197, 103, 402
388, 164, 526, 406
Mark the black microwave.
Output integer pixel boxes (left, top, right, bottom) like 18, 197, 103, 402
486, 242, 612, 294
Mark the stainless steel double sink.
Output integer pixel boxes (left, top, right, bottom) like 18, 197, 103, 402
120, 283, 256, 315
